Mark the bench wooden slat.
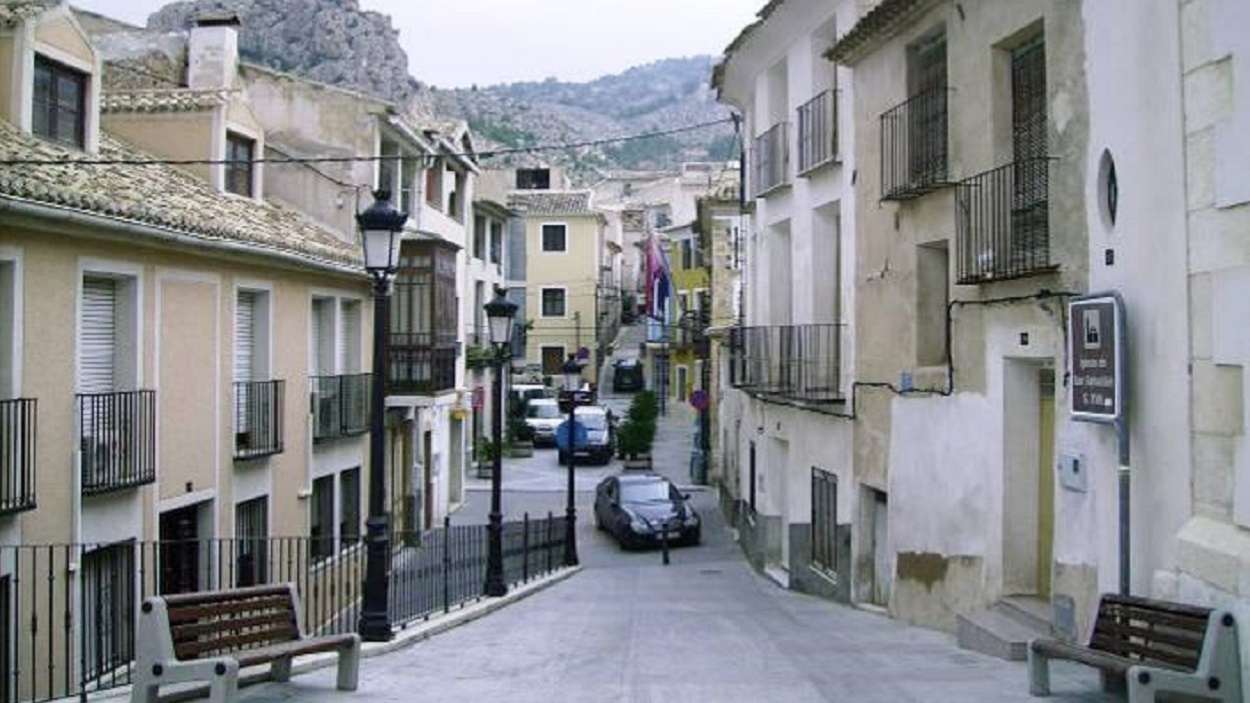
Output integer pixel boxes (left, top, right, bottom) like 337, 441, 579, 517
161, 584, 292, 608
233, 634, 357, 668
1092, 619, 1205, 651
167, 595, 293, 624
174, 625, 299, 659
1099, 593, 1212, 620
170, 612, 295, 642
1098, 604, 1209, 634
1088, 633, 1199, 670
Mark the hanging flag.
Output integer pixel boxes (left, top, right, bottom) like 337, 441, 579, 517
644, 234, 672, 321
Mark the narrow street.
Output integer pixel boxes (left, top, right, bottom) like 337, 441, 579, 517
239, 325, 1112, 702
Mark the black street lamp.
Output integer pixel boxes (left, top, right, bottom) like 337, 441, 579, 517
357, 190, 407, 642
559, 355, 582, 567
482, 287, 517, 597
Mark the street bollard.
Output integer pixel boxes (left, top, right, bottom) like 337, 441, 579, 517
661, 520, 671, 566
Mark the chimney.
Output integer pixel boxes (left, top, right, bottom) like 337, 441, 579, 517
187, 13, 240, 90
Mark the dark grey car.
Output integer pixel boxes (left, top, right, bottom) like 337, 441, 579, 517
593, 473, 700, 549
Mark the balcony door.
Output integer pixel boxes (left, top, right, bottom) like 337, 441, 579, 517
1010, 35, 1049, 264
159, 505, 200, 595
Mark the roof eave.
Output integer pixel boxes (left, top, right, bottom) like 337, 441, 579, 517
824, 0, 944, 66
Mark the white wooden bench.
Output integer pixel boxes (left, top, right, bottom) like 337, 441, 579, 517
130, 583, 360, 702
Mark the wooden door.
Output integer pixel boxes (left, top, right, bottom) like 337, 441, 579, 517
159, 505, 199, 595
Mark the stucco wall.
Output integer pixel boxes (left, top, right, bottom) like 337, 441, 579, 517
524, 213, 602, 377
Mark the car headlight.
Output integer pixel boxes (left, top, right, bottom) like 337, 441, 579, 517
629, 516, 648, 533
684, 512, 700, 526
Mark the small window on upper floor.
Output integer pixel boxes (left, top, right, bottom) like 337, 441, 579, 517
516, 168, 551, 190
225, 133, 255, 197
541, 224, 566, 252
33, 55, 87, 149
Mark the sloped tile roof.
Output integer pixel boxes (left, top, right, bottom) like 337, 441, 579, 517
0, 0, 53, 27
507, 190, 594, 216
0, 120, 361, 270
101, 88, 232, 114
825, 0, 941, 65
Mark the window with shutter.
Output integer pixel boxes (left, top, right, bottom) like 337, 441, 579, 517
235, 291, 256, 383
340, 300, 362, 373
311, 298, 334, 375
80, 278, 117, 394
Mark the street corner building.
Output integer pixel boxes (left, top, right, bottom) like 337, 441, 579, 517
0, 3, 498, 698
709, 0, 1250, 668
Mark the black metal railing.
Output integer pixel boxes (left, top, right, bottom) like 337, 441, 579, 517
955, 157, 1053, 283
0, 516, 568, 702
0, 399, 36, 515
388, 333, 457, 395
311, 373, 371, 442
77, 390, 156, 496
729, 324, 843, 403
880, 86, 950, 200
751, 122, 790, 198
797, 90, 838, 174
234, 380, 284, 460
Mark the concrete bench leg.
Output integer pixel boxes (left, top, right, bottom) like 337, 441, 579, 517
207, 660, 239, 703
1127, 609, 1242, 703
271, 657, 292, 682
1027, 643, 1051, 697
336, 636, 361, 691
129, 682, 159, 703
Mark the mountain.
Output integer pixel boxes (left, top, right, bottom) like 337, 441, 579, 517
142, 0, 737, 185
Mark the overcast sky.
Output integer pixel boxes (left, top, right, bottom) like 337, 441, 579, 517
73, 0, 763, 87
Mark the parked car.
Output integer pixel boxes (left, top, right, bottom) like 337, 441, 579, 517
593, 473, 700, 549
524, 398, 563, 447
612, 358, 644, 392
557, 405, 615, 465
510, 384, 550, 415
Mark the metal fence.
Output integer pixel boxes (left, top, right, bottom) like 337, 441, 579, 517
311, 374, 371, 442
729, 324, 843, 404
880, 86, 950, 200
797, 90, 837, 174
751, 122, 790, 198
0, 513, 567, 702
955, 157, 1053, 283
76, 390, 156, 496
233, 380, 284, 460
0, 399, 36, 515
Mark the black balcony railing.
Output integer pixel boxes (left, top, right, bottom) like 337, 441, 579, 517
77, 390, 156, 495
751, 122, 790, 198
729, 324, 843, 403
234, 380, 284, 459
312, 373, 371, 442
0, 398, 36, 514
955, 157, 1054, 283
880, 86, 950, 200
389, 333, 457, 395
797, 90, 838, 174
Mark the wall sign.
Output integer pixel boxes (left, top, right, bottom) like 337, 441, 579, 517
1069, 293, 1125, 423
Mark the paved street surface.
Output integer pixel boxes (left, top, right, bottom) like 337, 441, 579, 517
239, 324, 1113, 702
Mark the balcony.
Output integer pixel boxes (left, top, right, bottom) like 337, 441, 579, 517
797, 90, 838, 175
0, 398, 36, 514
77, 390, 156, 495
729, 325, 843, 404
751, 122, 790, 198
388, 333, 457, 395
955, 157, 1054, 283
234, 380, 285, 460
880, 86, 951, 200
312, 373, 371, 442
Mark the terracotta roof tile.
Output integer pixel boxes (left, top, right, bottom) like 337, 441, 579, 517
0, 120, 361, 270
507, 190, 594, 216
0, 0, 52, 27
101, 89, 232, 114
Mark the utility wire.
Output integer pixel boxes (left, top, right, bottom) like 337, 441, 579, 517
0, 117, 735, 168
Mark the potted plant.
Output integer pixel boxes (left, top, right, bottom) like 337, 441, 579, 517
474, 437, 499, 478
507, 416, 534, 458
618, 391, 658, 470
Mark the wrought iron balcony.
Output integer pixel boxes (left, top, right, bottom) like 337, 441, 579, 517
955, 157, 1054, 283
797, 90, 838, 174
729, 324, 843, 404
0, 398, 36, 514
880, 86, 951, 200
751, 122, 790, 198
388, 333, 458, 395
312, 373, 371, 442
234, 380, 285, 459
77, 390, 156, 495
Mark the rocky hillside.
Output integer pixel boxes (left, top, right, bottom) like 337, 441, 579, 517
143, 0, 737, 184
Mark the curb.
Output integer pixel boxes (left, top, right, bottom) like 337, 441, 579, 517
97, 566, 582, 702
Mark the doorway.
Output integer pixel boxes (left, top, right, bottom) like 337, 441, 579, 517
450, 419, 464, 506
423, 430, 433, 530
1002, 361, 1056, 597
159, 505, 200, 595
867, 488, 891, 607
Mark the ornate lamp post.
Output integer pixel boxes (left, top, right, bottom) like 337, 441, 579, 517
482, 287, 517, 596
357, 190, 407, 642
559, 355, 583, 567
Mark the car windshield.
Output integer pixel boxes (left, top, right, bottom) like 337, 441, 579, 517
577, 413, 607, 430
527, 404, 560, 419
620, 481, 673, 503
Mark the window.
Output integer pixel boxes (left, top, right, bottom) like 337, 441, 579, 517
474, 282, 485, 343
82, 542, 135, 683
33, 55, 86, 149
541, 224, 567, 252
676, 366, 688, 402
541, 346, 565, 375
680, 240, 693, 269
541, 288, 566, 317
311, 475, 334, 561
225, 133, 255, 197
340, 468, 360, 550
811, 468, 838, 579
340, 299, 362, 373
473, 216, 487, 260
425, 165, 442, 209
916, 241, 948, 366
516, 168, 551, 190
490, 221, 503, 265
235, 496, 268, 586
